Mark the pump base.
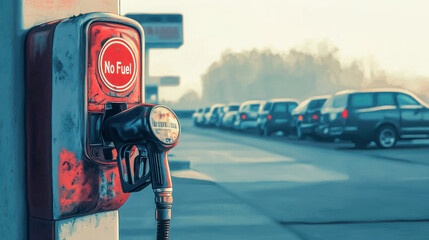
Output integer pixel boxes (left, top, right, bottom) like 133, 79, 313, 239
29, 210, 119, 240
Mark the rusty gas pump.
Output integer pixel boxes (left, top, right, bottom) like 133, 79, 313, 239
26, 12, 179, 240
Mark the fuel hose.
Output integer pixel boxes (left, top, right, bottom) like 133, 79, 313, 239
154, 189, 173, 240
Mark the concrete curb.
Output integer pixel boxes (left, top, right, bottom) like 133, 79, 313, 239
169, 160, 191, 171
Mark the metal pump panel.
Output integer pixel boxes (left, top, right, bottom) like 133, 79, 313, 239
26, 13, 144, 238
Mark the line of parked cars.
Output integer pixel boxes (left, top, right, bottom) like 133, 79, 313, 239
192, 88, 429, 149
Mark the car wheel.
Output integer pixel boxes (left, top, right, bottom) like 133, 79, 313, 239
263, 125, 271, 136
353, 139, 370, 149
296, 125, 304, 139
375, 125, 397, 149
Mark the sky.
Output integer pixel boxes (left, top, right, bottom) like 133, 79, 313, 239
120, 0, 429, 101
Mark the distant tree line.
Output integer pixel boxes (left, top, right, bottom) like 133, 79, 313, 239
165, 42, 429, 109
201, 46, 366, 103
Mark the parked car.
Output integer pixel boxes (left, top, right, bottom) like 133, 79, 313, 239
203, 104, 224, 127
291, 95, 330, 139
195, 107, 210, 126
218, 104, 240, 128
317, 88, 429, 148
192, 108, 204, 126
234, 100, 263, 130
256, 99, 299, 136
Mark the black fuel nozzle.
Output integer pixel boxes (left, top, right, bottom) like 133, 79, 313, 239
102, 104, 180, 239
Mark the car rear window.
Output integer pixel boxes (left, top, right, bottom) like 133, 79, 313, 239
273, 103, 287, 113
229, 105, 239, 111
377, 93, 395, 106
333, 94, 348, 108
308, 99, 327, 110
350, 93, 375, 108
250, 104, 260, 112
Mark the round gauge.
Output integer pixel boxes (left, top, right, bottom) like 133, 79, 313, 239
149, 106, 180, 145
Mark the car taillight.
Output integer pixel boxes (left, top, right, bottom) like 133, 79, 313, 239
312, 115, 318, 120
241, 114, 246, 120
342, 109, 348, 119
267, 114, 272, 120
298, 115, 303, 121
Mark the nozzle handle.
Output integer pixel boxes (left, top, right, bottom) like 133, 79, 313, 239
148, 150, 172, 190
116, 144, 151, 193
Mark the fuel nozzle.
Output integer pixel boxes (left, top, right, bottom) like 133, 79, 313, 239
102, 104, 180, 240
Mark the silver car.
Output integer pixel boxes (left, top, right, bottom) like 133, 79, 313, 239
203, 104, 224, 127
234, 100, 264, 130
218, 104, 240, 128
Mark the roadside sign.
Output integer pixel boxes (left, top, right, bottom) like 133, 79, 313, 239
125, 14, 183, 49
98, 38, 137, 92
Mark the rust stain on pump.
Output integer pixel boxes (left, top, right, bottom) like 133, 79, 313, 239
59, 148, 129, 216
59, 148, 95, 213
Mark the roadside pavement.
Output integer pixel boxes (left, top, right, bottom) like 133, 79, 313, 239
119, 169, 301, 240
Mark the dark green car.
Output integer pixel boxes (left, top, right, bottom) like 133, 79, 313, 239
317, 89, 429, 148
256, 99, 299, 136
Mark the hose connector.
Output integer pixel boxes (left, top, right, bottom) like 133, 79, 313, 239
154, 188, 173, 221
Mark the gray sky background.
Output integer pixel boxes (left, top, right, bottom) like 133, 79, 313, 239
120, 0, 429, 101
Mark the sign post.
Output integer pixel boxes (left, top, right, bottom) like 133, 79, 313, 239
125, 13, 184, 103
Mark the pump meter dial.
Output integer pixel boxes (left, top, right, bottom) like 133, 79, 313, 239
149, 106, 180, 145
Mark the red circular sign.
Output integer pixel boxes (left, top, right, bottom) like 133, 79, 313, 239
98, 38, 137, 92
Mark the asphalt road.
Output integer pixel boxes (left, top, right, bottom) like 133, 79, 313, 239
120, 119, 429, 240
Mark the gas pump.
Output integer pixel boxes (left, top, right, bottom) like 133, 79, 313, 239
103, 104, 180, 239
26, 12, 179, 240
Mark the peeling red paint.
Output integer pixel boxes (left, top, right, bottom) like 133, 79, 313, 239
59, 148, 94, 213
58, 148, 129, 217
97, 167, 129, 209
